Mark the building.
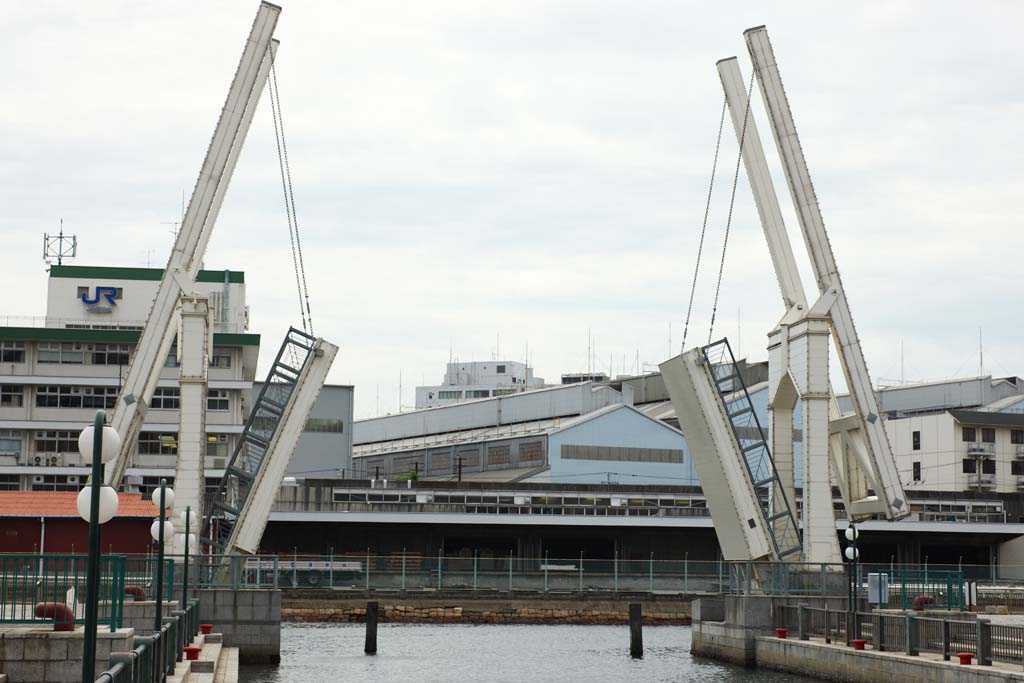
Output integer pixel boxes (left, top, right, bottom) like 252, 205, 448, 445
0, 265, 353, 495
0, 265, 258, 495
878, 376, 1024, 495
356, 380, 694, 485
415, 360, 544, 409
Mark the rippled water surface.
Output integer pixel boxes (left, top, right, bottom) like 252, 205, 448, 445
241, 623, 816, 683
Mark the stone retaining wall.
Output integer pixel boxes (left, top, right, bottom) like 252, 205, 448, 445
283, 591, 691, 625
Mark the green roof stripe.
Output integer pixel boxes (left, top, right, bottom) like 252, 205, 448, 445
0, 327, 260, 346
49, 265, 244, 284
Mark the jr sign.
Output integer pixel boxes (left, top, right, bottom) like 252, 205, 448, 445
79, 286, 120, 313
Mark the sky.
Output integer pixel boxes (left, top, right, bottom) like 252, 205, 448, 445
2, 1, 1023, 419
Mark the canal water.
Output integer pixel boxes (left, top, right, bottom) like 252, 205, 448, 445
241, 623, 816, 682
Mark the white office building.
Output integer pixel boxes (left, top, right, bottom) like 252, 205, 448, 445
0, 264, 354, 494
415, 360, 545, 409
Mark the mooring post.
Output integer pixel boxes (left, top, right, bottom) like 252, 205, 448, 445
364, 601, 378, 654
629, 603, 643, 659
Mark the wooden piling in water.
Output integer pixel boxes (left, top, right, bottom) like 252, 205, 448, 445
365, 601, 378, 654
629, 603, 643, 658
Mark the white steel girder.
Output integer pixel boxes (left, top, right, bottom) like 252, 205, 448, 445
224, 338, 339, 556
743, 26, 907, 523
105, 3, 281, 487
172, 296, 211, 535
660, 350, 777, 561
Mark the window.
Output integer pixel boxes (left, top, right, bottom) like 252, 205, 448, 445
165, 350, 179, 368
210, 351, 232, 369
35, 386, 116, 409
912, 431, 921, 451
206, 434, 228, 458
0, 430, 21, 455
31, 475, 80, 492
493, 389, 516, 396
1013, 430, 1024, 445
496, 365, 506, 374
466, 390, 489, 398
962, 427, 976, 442
982, 459, 996, 475
438, 390, 462, 399
37, 342, 84, 364
304, 418, 343, 433
912, 462, 921, 481
0, 385, 23, 408
981, 428, 996, 444
1013, 461, 1024, 476
90, 344, 130, 365
138, 432, 178, 456
962, 458, 977, 474
34, 431, 79, 454
151, 387, 180, 410
0, 341, 25, 363
207, 390, 229, 411
0, 475, 19, 491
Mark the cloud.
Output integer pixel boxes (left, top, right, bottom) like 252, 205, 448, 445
2, 0, 1022, 418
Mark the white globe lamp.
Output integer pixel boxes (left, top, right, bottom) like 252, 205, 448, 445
844, 526, 858, 542
76, 485, 119, 524
151, 486, 175, 510
150, 519, 175, 544
77, 426, 122, 464
844, 546, 859, 561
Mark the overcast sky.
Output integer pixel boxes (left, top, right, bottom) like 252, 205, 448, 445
3, 1, 1022, 418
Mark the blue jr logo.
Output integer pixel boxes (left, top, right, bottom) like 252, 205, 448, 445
80, 287, 119, 306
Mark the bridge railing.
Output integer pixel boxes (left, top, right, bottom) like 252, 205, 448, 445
0, 553, 126, 630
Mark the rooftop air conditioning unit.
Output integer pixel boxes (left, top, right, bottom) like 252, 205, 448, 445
32, 475, 45, 484
33, 456, 42, 466
66, 475, 79, 485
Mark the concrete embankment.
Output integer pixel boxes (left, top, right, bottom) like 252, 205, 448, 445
756, 635, 1023, 683
282, 590, 692, 625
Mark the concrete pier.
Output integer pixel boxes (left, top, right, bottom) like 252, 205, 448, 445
197, 588, 281, 664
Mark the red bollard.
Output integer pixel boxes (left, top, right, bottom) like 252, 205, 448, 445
852, 639, 867, 650
776, 628, 788, 639
200, 623, 214, 635
957, 652, 974, 665
35, 602, 75, 632
184, 646, 202, 661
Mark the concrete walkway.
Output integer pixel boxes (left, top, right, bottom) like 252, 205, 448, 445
757, 633, 1024, 683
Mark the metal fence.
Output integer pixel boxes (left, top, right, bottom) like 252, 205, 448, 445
124, 557, 175, 602
96, 597, 200, 683
777, 604, 1024, 668
0, 554, 126, 630
881, 569, 964, 610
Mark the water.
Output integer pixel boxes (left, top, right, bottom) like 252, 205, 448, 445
241, 623, 816, 683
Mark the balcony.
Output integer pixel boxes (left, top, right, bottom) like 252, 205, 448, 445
967, 442, 995, 457
1015, 444, 1024, 459
967, 475, 996, 489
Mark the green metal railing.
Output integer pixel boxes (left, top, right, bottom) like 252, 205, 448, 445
124, 556, 175, 602
0, 554, 126, 631
97, 598, 201, 683
882, 569, 965, 611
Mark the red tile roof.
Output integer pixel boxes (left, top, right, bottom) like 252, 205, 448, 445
0, 491, 158, 518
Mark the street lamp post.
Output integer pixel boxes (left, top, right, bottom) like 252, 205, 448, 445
180, 507, 197, 606
845, 524, 860, 643
150, 480, 175, 633
76, 411, 120, 683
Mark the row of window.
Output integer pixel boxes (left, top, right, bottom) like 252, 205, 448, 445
0, 429, 230, 458
0, 385, 232, 411
911, 426, 1024, 451
0, 340, 233, 368
437, 388, 522, 400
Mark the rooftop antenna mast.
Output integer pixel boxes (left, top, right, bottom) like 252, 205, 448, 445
42, 220, 77, 269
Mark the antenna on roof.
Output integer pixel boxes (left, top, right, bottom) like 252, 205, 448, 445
43, 219, 77, 270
